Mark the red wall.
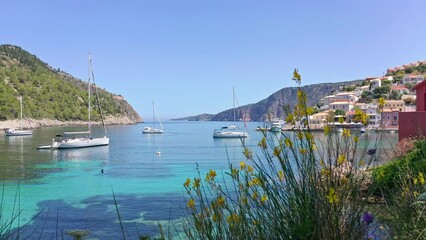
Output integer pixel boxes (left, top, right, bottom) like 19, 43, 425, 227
399, 111, 426, 141
414, 82, 426, 111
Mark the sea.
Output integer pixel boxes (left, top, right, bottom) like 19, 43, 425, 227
0, 121, 398, 239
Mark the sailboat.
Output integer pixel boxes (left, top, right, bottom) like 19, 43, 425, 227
213, 87, 248, 138
143, 101, 164, 134
39, 55, 109, 149
4, 96, 33, 136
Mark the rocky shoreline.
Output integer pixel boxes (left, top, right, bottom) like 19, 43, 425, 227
0, 115, 141, 130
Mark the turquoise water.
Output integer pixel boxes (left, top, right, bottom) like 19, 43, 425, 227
0, 122, 398, 239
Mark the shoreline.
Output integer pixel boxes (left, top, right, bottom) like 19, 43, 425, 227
0, 116, 140, 130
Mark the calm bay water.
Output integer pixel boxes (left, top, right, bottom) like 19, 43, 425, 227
0, 121, 398, 239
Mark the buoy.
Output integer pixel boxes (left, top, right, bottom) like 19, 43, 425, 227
156, 152, 161, 155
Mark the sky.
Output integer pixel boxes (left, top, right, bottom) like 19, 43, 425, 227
1, 0, 426, 120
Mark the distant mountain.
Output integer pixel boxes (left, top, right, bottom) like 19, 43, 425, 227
0, 44, 142, 123
185, 80, 362, 122
171, 113, 215, 121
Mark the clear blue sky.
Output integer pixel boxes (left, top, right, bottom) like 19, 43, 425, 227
1, 1, 425, 120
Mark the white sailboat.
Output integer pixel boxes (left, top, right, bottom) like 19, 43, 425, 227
213, 87, 248, 138
143, 101, 164, 134
39, 55, 109, 149
4, 96, 33, 136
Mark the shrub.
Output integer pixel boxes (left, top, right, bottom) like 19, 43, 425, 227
182, 71, 375, 239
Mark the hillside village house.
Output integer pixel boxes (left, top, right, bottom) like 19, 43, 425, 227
383, 100, 405, 111
308, 111, 329, 129
354, 103, 381, 127
330, 100, 354, 112
369, 78, 381, 91
382, 109, 399, 128
402, 74, 424, 85
335, 92, 358, 102
354, 86, 369, 97
391, 85, 409, 95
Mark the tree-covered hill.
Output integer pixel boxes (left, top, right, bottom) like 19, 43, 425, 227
0, 44, 142, 122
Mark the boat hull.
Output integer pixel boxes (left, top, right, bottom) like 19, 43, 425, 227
53, 137, 110, 149
142, 127, 163, 134
213, 131, 248, 138
4, 129, 33, 136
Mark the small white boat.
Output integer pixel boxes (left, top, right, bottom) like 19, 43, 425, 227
142, 127, 164, 134
4, 128, 33, 136
143, 101, 164, 134
213, 87, 248, 139
5, 96, 33, 136
360, 128, 366, 133
51, 131, 109, 149
269, 121, 282, 132
213, 125, 248, 138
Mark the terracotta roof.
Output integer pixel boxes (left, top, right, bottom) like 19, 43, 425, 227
391, 86, 408, 90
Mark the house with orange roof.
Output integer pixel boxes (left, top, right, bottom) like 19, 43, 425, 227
402, 74, 424, 85
391, 85, 409, 95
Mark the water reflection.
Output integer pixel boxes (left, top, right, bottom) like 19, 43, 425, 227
51, 146, 110, 162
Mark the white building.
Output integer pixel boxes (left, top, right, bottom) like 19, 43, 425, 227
402, 75, 424, 85
330, 100, 354, 112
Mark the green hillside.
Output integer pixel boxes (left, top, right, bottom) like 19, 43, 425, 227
0, 44, 141, 122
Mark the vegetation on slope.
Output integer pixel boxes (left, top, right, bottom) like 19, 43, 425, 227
0, 44, 141, 122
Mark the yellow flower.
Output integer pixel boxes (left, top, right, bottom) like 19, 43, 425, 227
184, 178, 191, 187
212, 213, 221, 222
241, 196, 248, 205
353, 135, 359, 143
378, 97, 385, 111
261, 194, 268, 203
231, 168, 239, 177
227, 213, 240, 224
187, 199, 196, 209
324, 125, 331, 135
358, 159, 365, 167
299, 148, 308, 155
311, 144, 318, 151
252, 191, 259, 200
414, 191, 420, 197
249, 177, 261, 187
337, 155, 346, 165
247, 165, 254, 173
414, 177, 418, 185
258, 137, 267, 150
206, 169, 217, 181
321, 168, 330, 176
273, 146, 281, 156
217, 196, 225, 207
418, 172, 425, 185
319, 159, 325, 167
278, 170, 284, 181
284, 138, 293, 148
305, 132, 314, 141
193, 177, 201, 189
240, 161, 246, 170
297, 132, 303, 140
292, 68, 301, 83
243, 147, 253, 160
326, 187, 339, 204
342, 128, 351, 138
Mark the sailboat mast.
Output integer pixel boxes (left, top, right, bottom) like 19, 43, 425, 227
88, 55, 92, 137
20, 96, 23, 130
152, 101, 155, 128
233, 87, 236, 126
